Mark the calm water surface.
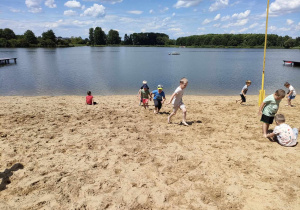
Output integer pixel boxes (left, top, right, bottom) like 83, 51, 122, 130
0, 47, 300, 96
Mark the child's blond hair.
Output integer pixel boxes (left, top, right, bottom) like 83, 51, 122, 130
275, 114, 285, 123
180, 77, 188, 84
246, 80, 251, 84
275, 89, 285, 98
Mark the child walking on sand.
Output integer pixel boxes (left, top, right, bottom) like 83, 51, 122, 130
236, 80, 251, 105
167, 78, 188, 126
86, 91, 97, 105
140, 84, 151, 109
137, 80, 149, 105
265, 114, 298, 147
258, 89, 285, 137
150, 85, 166, 114
284, 82, 296, 107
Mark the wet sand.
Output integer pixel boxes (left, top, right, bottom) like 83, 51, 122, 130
0, 95, 299, 209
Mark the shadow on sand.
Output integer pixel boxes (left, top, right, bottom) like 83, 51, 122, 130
0, 163, 24, 191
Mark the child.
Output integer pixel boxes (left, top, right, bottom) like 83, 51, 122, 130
265, 114, 298, 147
167, 78, 188, 126
150, 85, 166, 114
86, 91, 97, 105
140, 84, 151, 109
258, 89, 285, 137
236, 80, 251, 105
284, 82, 296, 107
137, 80, 149, 105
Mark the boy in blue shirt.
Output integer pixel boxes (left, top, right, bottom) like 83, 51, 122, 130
150, 85, 166, 114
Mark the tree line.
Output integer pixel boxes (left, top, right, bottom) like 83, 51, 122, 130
176, 34, 300, 48
0, 27, 299, 48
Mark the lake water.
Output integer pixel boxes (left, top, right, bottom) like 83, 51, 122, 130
0, 47, 300, 96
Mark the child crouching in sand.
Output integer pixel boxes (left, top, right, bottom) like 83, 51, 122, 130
258, 89, 285, 137
265, 114, 298, 147
167, 78, 188, 126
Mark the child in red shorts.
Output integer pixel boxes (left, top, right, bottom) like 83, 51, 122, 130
140, 85, 151, 109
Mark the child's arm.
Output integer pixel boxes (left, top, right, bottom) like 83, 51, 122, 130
258, 102, 265, 115
265, 133, 275, 138
287, 89, 292, 97
167, 92, 177, 105
148, 92, 152, 100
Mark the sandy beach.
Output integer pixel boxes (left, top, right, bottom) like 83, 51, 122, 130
0, 95, 299, 209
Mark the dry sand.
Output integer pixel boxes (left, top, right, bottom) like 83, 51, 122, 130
0, 95, 299, 210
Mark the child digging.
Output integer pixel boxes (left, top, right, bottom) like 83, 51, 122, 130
265, 114, 298, 147
258, 89, 285, 137
167, 77, 188, 126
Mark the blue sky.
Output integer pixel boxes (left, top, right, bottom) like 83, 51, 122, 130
1, 0, 300, 39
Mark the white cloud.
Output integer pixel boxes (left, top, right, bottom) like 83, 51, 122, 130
64, 10, 77, 16
149, 9, 154, 14
269, 26, 277, 31
198, 27, 205, 30
65, 0, 81, 8
209, 0, 229, 12
286, 19, 294, 25
160, 7, 169, 13
232, 10, 250, 19
221, 15, 230, 21
45, 0, 56, 8
174, 0, 203, 9
222, 19, 248, 28
98, 0, 123, 4
127, 10, 143, 15
214, 14, 221, 21
25, 0, 42, 13
239, 28, 247, 32
213, 23, 221, 27
270, 0, 300, 15
168, 28, 181, 32
172, 13, 176, 17
10, 9, 21, 13
81, 4, 105, 17
202, 19, 212, 25
249, 23, 258, 29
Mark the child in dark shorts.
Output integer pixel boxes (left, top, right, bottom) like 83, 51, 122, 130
258, 89, 285, 137
236, 80, 251, 105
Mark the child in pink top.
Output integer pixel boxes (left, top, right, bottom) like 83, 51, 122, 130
86, 91, 97, 105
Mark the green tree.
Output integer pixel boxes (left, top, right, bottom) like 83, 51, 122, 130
107, 29, 121, 45
24, 30, 37, 44
3, 28, 16, 40
123, 34, 132, 45
42, 30, 56, 42
284, 38, 296, 48
89, 28, 94, 45
94, 27, 106, 45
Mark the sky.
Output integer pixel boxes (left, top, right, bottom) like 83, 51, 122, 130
1, 0, 300, 40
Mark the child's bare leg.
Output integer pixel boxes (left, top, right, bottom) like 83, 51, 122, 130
168, 111, 176, 123
143, 103, 146, 109
288, 98, 292, 106
181, 108, 188, 125
262, 123, 269, 137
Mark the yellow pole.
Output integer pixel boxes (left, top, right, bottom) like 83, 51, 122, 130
258, 0, 270, 106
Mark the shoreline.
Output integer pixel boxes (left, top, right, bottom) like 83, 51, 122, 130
1, 95, 299, 209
